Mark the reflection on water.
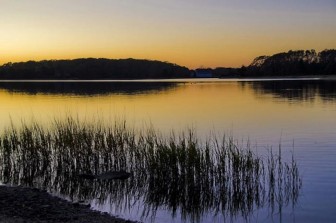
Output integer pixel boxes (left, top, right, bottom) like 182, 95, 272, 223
0, 120, 301, 223
245, 80, 336, 102
0, 81, 178, 95
0, 79, 335, 222
0, 79, 335, 100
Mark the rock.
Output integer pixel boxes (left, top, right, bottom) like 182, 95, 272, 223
78, 174, 96, 180
96, 170, 131, 180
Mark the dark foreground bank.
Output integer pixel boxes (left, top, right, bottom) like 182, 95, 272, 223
0, 185, 137, 223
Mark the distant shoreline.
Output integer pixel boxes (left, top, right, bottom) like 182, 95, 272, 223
224, 74, 336, 81
0, 75, 335, 83
0, 50, 335, 80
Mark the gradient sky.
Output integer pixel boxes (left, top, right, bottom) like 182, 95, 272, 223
1, 0, 335, 68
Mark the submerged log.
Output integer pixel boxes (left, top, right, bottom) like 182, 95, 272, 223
78, 170, 131, 180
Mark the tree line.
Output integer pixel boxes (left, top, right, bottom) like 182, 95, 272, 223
0, 58, 191, 80
214, 49, 336, 77
0, 49, 335, 79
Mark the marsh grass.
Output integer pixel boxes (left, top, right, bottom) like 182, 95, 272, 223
0, 117, 302, 222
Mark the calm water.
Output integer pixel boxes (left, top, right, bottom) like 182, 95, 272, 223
0, 79, 336, 223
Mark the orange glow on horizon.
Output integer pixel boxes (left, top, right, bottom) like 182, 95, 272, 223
1, 1, 335, 69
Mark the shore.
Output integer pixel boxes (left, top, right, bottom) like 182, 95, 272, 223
0, 185, 137, 223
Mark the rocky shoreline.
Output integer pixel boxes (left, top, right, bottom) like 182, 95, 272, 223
0, 185, 137, 223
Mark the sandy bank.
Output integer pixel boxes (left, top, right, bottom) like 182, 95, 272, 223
0, 185, 138, 223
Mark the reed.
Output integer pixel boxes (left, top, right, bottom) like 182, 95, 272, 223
0, 117, 302, 222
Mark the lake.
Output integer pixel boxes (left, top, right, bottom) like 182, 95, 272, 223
0, 78, 335, 223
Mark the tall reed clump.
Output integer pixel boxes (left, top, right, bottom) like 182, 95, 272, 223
0, 117, 302, 222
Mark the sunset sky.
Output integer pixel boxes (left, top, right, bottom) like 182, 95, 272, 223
1, 0, 335, 69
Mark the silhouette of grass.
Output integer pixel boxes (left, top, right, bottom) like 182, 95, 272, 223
0, 117, 302, 222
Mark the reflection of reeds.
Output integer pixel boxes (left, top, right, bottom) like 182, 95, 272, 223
0, 118, 302, 222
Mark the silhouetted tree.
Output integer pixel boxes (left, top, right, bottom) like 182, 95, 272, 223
245, 49, 336, 76
0, 58, 191, 80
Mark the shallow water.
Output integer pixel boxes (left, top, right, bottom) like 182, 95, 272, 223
0, 78, 335, 223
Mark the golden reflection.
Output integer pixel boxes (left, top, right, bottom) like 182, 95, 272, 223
0, 81, 335, 145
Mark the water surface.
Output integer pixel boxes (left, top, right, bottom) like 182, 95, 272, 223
0, 79, 335, 223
